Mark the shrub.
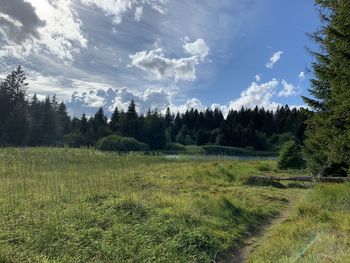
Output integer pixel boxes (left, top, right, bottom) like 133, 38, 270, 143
164, 143, 187, 152
96, 135, 150, 152
184, 145, 205, 155
278, 141, 306, 170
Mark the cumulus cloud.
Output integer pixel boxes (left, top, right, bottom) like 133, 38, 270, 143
65, 82, 171, 116
129, 48, 198, 81
170, 98, 205, 114
0, 0, 88, 61
298, 71, 305, 81
27, 0, 88, 61
183, 38, 209, 61
278, 80, 297, 97
129, 39, 209, 81
0, 0, 45, 43
229, 79, 279, 110
266, 51, 283, 69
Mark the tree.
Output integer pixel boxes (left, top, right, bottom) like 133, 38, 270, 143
110, 106, 120, 132
39, 96, 58, 145
126, 100, 138, 120
143, 111, 166, 150
278, 141, 306, 170
57, 102, 71, 136
302, 0, 350, 174
3, 103, 30, 145
0, 66, 28, 138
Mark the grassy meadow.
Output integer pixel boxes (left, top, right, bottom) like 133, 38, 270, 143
248, 183, 350, 263
0, 148, 348, 262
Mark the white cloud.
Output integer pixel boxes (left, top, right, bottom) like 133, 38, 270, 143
80, 0, 167, 25
183, 38, 209, 61
228, 79, 279, 110
170, 98, 205, 113
129, 39, 209, 82
255, 74, 261, 82
129, 48, 199, 81
29, 0, 88, 60
80, 0, 133, 24
266, 51, 283, 69
65, 82, 171, 116
278, 80, 297, 97
298, 71, 305, 81
134, 6, 143, 22
0, 0, 88, 61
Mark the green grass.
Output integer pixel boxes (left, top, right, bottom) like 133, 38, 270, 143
0, 147, 292, 262
248, 183, 350, 263
0, 148, 347, 262
202, 145, 277, 157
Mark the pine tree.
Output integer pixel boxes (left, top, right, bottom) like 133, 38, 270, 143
0, 66, 28, 138
278, 141, 306, 170
3, 102, 30, 145
57, 102, 71, 136
80, 113, 89, 134
303, 0, 350, 173
110, 106, 120, 132
40, 96, 58, 145
126, 100, 138, 120
164, 107, 173, 127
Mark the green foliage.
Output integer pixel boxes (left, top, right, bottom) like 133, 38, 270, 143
278, 141, 306, 170
184, 145, 205, 155
0, 67, 307, 153
96, 135, 150, 152
2, 103, 30, 145
164, 142, 187, 152
303, 0, 350, 174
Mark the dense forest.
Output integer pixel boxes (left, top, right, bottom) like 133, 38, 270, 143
0, 66, 308, 151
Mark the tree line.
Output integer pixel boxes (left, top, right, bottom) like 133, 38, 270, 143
0, 66, 307, 151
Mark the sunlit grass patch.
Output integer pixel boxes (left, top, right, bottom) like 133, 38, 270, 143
0, 148, 307, 262
248, 184, 350, 263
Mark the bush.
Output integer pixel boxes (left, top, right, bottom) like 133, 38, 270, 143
278, 141, 306, 170
96, 135, 150, 152
184, 145, 205, 155
164, 143, 187, 152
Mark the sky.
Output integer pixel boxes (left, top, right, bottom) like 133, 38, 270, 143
0, 0, 320, 117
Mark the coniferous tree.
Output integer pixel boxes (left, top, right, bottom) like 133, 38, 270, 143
3, 102, 30, 145
303, 0, 350, 174
40, 96, 58, 145
126, 100, 138, 120
110, 106, 120, 132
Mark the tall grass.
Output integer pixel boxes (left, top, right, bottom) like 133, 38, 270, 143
0, 148, 292, 262
248, 183, 350, 263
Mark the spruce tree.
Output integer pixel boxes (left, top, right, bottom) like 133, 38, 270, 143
3, 102, 30, 146
126, 100, 138, 120
303, 0, 350, 174
110, 106, 120, 132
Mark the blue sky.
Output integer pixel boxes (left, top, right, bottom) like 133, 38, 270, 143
0, 0, 320, 116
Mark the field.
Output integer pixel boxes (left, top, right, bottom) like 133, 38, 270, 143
0, 148, 349, 262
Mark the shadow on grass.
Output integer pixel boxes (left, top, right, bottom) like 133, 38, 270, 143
242, 176, 312, 189
242, 176, 286, 188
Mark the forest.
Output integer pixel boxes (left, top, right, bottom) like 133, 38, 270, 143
0, 66, 308, 152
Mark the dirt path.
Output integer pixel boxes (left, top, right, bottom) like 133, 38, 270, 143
226, 195, 300, 263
